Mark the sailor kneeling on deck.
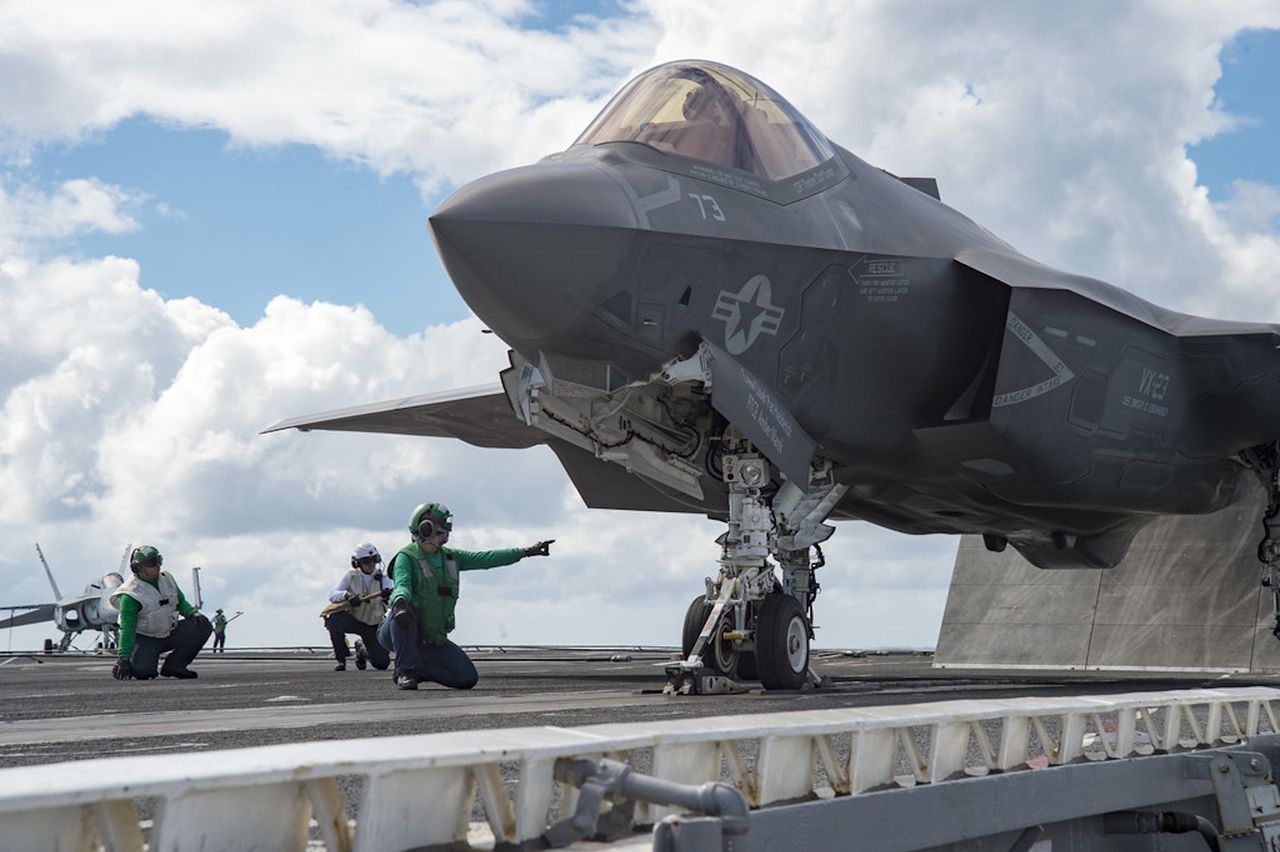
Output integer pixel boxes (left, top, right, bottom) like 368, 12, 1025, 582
110, 546, 212, 680
378, 501, 553, 691
322, 542, 393, 671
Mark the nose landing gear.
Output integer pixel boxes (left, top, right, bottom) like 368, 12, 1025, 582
666, 430, 845, 695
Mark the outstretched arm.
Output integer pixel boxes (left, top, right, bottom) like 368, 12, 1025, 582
453, 547, 531, 571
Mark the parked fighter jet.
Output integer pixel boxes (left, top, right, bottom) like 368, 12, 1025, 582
266, 60, 1280, 690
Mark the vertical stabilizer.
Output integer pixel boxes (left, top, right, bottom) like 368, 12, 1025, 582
191, 566, 203, 610
34, 544, 62, 600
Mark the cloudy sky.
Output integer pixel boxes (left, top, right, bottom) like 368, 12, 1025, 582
1, 1, 1278, 655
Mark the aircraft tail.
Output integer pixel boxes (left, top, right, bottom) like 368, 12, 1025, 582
35, 544, 62, 599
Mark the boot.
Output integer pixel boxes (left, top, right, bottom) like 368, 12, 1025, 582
354, 639, 367, 670
396, 673, 419, 690
160, 659, 198, 679
334, 660, 346, 671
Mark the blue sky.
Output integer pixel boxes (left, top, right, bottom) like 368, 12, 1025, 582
1191, 28, 1280, 202
29, 120, 456, 335
1, 3, 1278, 653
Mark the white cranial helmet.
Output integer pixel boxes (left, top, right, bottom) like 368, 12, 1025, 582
351, 542, 381, 568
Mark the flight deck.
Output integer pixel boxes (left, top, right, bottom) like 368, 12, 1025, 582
2, 647, 1272, 770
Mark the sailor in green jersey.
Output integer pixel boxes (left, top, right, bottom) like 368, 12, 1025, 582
377, 501, 554, 690
109, 546, 212, 680
212, 609, 228, 653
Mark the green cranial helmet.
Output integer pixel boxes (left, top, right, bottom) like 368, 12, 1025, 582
130, 545, 163, 571
409, 502, 453, 540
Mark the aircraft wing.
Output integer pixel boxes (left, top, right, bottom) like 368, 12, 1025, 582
261, 383, 545, 449
0, 604, 55, 629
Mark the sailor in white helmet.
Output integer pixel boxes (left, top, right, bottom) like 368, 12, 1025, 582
322, 542, 392, 671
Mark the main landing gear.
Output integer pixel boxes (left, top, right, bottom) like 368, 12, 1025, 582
666, 429, 848, 694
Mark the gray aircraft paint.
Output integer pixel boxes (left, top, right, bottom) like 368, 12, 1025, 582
267, 60, 1280, 575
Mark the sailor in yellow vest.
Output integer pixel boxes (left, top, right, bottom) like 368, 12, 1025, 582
377, 502, 553, 690
323, 542, 392, 671
109, 546, 212, 680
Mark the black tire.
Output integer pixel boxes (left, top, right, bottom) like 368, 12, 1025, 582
755, 593, 809, 690
681, 595, 709, 659
680, 594, 736, 676
736, 651, 758, 681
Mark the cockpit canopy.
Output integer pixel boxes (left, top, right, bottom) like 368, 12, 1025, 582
575, 61, 836, 182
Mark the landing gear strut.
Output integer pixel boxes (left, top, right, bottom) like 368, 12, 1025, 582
666, 429, 847, 694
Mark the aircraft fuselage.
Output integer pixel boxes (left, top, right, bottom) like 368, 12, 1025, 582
431, 137, 1280, 569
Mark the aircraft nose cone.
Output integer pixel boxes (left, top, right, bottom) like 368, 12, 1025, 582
429, 162, 640, 348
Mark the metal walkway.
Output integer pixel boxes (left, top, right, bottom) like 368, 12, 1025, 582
4, 687, 1280, 851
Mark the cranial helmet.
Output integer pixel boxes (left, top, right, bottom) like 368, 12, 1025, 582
351, 542, 381, 569
409, 502, 453, 542
129, 545, 163, 572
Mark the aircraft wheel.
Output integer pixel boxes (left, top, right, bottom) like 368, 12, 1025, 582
43, 638, 53, 654
736, 651, 758, 681
680, 595, 737, 677
756, 593, 809, 690
681, 596, 708, 659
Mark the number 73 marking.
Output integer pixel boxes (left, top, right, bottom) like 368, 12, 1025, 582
688, 193, 725, 221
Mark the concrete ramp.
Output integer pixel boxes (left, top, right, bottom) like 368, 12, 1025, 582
935, 481, 1280, 672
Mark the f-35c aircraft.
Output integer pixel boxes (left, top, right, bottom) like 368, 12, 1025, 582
267, 60, 1280, 691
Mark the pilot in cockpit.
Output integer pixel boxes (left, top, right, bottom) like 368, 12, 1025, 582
682, 81, 733, 126
678, 78, 747, 169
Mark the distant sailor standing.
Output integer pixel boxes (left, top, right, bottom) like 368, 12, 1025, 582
109, 546, 212, 680
212, 608, 228, 653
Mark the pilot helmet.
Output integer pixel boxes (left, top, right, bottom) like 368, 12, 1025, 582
129, 545, 163, 573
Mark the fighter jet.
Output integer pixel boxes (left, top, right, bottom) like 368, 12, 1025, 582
0, 544, 128, 652
266, 60, 1280, 691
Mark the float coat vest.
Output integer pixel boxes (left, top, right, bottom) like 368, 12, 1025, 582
393, 542, 460, 646
344, 568, 388, 625
111, 572, 181, 638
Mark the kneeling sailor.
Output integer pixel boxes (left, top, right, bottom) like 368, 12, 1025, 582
110, 546, 212, 680
323, 542, 392, 671
378, 501, 553, 691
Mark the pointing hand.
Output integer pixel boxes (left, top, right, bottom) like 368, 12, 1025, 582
523, 540, 555, 557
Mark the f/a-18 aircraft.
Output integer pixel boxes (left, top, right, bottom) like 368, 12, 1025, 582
266, 60, 1280, 691
0, 544, 128, 652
